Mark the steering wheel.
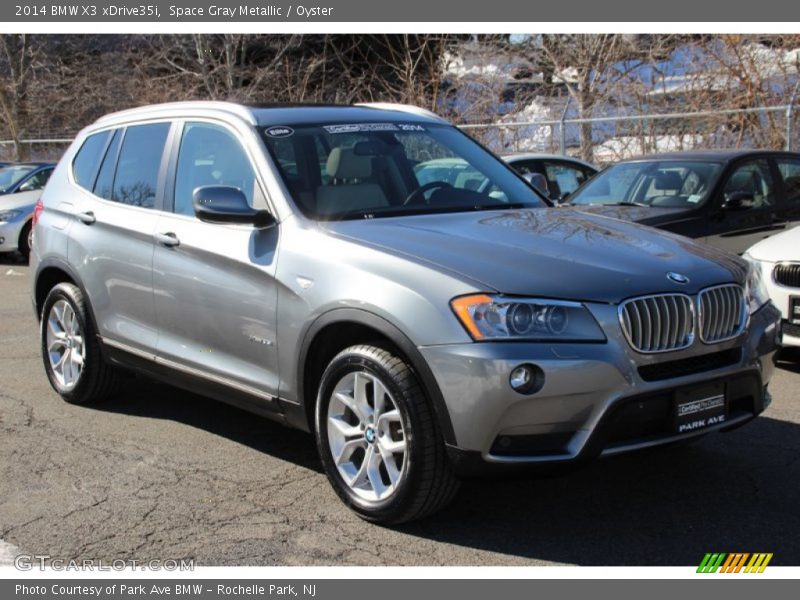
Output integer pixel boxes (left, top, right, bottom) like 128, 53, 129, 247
404, 181, 453, 206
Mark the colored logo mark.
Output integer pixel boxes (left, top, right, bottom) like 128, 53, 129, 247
697, 552, 773, 573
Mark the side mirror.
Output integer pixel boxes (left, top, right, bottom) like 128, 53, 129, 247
523, 172, 550, 197
193, 186, 276, 228
722, 191, 755, 211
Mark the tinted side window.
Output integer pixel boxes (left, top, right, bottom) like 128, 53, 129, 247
93, 129, 122, 200
174, 122, 257, 216
20, 168, 53, 191
777, 158, 800, 206
112, 123, 170, 209
72, 131, 110, 190
542, 161, 591, 198
722, 159, 776, 208
509, 160, 542, 176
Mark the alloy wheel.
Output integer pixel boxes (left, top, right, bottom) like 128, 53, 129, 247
45, 299, 85, 390
326, 370, 408, 502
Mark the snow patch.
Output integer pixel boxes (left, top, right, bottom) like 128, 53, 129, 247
594, 134, 706, 162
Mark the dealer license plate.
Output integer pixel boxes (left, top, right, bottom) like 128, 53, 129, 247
675, 382, 727, 434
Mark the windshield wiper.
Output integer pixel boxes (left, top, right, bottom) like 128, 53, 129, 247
579, 201, 648, 208
323, 203, 535, 221
605, 201, 649, 207
325, 209, 398, 221
469, 202, 530, 211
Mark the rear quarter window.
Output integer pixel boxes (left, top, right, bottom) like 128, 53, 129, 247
72, 131, 111, 190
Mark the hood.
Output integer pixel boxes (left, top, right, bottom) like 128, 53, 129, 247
0, 190, 40, 212
322, 208, 746, 303
746, 225, 800, 262
568, 203, 687, 224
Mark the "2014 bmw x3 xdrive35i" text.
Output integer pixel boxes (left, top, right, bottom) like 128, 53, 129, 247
31, 102, 781, 523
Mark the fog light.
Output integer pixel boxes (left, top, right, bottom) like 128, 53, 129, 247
509, 364, 544, 395
0, 237, 4, 244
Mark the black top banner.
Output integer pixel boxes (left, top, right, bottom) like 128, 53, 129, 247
4, 0, 800, 22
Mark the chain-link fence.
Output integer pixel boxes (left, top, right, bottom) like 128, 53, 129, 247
3, 101, 800, 165
0, 138, 73, 162
461, 103, 800, 165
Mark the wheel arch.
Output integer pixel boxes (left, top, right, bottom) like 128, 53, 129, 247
17, 216, 33, 246
296, 308, 457, 446
34, 259, 103, 353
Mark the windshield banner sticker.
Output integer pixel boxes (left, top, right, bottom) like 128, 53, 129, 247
323, 123, 401, 134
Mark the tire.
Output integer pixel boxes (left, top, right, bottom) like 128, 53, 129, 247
18, 221, 32, 262
40, 282, 119, 405
315, 344, 460, 524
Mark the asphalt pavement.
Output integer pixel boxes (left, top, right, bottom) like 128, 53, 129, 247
1, 255, 799, 566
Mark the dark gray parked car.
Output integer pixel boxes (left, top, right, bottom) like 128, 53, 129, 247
31, 102, 780, 523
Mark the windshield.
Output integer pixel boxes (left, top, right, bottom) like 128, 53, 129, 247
0, 165, 36, 193
260, 122, 545, 220
568, 160, 723, 209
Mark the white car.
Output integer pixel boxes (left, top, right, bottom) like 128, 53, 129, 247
0, 163, 55, 260
0, 189, 42, 261
745, 226, 800, 348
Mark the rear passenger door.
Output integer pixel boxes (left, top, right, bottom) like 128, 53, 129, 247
152, 120, 281, 407
68, 122, 173, 354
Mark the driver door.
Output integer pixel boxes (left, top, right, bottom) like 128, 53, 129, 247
152, 120, 281, 408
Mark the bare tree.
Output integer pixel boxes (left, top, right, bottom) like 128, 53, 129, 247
0, 35, 40, 160
5, 34, 799, 162
536, 35, 650, 162
141, 34, 305, 101
330, 34, 450, 108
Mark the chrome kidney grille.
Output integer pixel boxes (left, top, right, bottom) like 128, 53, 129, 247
773, 263, 800, 288
619, 294, 694, 353
698, 284, 746, 343
619, 284, 746, 353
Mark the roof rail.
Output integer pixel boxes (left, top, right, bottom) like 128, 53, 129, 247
93, 101, 257, 126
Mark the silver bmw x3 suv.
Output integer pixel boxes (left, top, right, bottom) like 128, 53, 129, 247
31, 102, 781, 523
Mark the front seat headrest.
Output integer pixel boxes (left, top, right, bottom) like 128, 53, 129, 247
327, 147, 372, 180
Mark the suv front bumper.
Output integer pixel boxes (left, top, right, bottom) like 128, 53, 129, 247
419, 301, 781, 475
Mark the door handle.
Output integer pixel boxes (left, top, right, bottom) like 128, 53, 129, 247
155, 232, 180, 248
76, 211, 96, 225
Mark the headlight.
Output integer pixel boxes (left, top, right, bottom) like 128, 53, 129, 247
0, 210, 22, 223
450, 294, 606, 342
743, 252, 770, 314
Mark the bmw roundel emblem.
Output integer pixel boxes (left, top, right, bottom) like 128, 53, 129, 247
365, 427, 376, 443
667, 272, 690, 285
